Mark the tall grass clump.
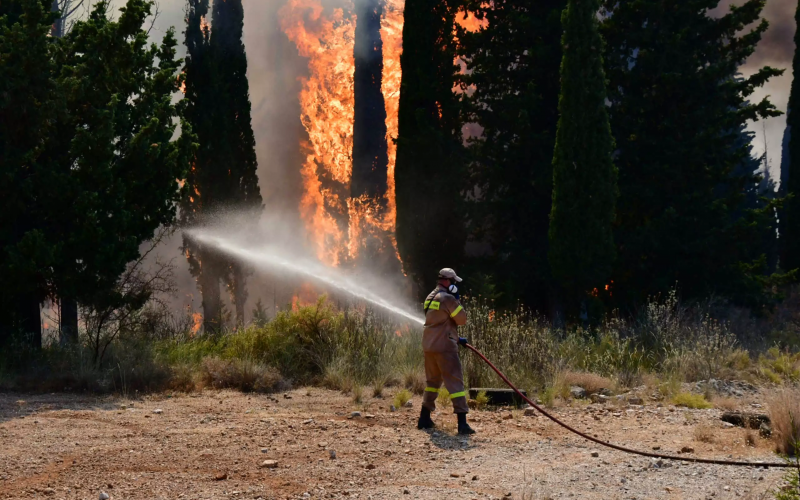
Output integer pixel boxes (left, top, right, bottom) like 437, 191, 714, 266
768, 387, 800, 456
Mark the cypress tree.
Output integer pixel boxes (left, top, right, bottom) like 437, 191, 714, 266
181, 0, 261, 329
458, 0, 565, 311
548, 0, 617, 311
352, 0, 388, 203
601, 0, 785, 307
395, 0, 465, 296
782, 1, 800, 275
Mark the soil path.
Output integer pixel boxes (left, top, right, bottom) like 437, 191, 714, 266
0, 389, 788, 499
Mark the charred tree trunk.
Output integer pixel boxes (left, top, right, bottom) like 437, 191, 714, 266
351, 0, 388, 202
60, 297, 79, 344
228, 263, 247, 327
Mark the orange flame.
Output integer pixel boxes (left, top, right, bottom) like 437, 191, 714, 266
191, 312, 203, 336
280, 0, 404, 267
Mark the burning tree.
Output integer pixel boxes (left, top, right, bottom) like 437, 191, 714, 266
279, 0, 403, 277
181, 0, 262, 332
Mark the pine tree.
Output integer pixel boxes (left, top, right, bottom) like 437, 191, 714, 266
394, 0, 465, 296
181, 0, 261, 329
458, 0, 565, 311
548, 0, 617, 312
782, 0, 800, 275
601, 0, 785, 307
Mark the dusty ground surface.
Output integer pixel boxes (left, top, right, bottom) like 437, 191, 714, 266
0, 388, 791, 500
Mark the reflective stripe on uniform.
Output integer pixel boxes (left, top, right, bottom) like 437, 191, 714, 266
449, 391, 466, 399
423, 300, 440, 311
425, 387, 440, 393
450, 305, 463, 317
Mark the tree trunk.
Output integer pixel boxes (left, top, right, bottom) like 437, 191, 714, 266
60, 297, 79, 345
199, 258, 222, 333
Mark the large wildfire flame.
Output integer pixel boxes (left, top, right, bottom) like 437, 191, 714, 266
279, 0, 403, 267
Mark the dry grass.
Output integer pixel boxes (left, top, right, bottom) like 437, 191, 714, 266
767, 387, 800, 456
393, 389, 411, 409
562, 371, 614, 395
693, 424, 716, 443
744, 429, 757, 448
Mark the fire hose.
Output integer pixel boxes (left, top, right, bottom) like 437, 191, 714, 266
464, 343, 796, 468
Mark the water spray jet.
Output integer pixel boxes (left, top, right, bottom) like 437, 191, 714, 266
187, 229, 425, 326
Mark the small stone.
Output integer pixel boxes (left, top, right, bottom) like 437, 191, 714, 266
665, 487, 673, 492
472, 475, 478, 481
152, 409, 163, 414
627, 397, 644, 405
302, 419, 313, 424
502, 413, 513, 420
365, 414, 375, 419
524, 407, 537, 417
680, 446, 694, 454
42, 488, 55, 496
260, 460, 279, 469
329, 449, 337, 459
652, 446, 661, 451
404, 401, 413, 408
390, 405, 397, 412
403, 489, 410, 494
590, 394, 609, 404
570, 386, 587, 399
318, 442, 328, 448
450, 473, 460, 478
590, 451, 599, 457
260, 447, 268, 453
351, 411, 362, 418
504, 493, 512, 498
366, 463, 376, 470
283, 394, 292, 399
99, 492, 110, 500
214, 472, 228, 481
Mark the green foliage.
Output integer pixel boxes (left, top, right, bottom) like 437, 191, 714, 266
600, 0, 785, 309
0, 0, 193, 347
458, 0, 565, 311
548, 0, 617, 306
474, 390, 489, 410
672, 392, 713, 409
774, 464, 800, 500
394, 0, 465, 296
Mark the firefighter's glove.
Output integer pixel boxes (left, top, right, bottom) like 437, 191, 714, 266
458, 337, 469, 346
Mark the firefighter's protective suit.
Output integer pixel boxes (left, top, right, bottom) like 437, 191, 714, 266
421, 285, 469, 414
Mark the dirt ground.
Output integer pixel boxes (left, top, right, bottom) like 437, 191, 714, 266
0, 388, 791, 500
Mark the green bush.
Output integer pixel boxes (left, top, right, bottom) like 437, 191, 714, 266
672, 392, 713, 409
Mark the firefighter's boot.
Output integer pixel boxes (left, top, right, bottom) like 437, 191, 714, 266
457, 413, 475, 435
417, 407, 435, 430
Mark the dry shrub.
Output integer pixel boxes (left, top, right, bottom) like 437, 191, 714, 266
767, 387, 800, 456
169, 363, 197, 392
672, 392, 713, 409
563, 371, 613, 394
198, 357, 287, 393
694, 424, 716, 443
403, 369, 426, 395
713, 396, 739, 412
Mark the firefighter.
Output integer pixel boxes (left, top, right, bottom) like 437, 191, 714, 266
417, 268, 475, 435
